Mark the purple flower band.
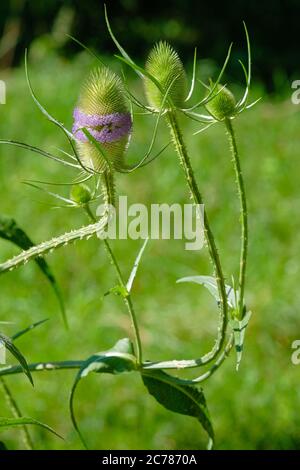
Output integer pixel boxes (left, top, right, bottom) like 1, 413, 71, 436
72, 108, 132, 143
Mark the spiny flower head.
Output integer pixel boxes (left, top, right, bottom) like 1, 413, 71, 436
144, 41, 187, 110
70, 183, 92, 205
205, 84, 236, 121
73, 66, 132, 172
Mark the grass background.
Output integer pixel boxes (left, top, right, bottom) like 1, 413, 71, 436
0, 49, 300, 450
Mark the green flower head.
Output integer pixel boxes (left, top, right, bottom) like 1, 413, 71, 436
205, 84, 236, 121
70, 183, 92, 205
144, 41, 187, 110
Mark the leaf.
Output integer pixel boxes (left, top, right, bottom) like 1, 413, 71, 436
229, 310, 252, 371
104, 4, 143, 79
115, 55, 168, 104
66, 34, 105, 66
0, 214, 67, 327
12, 319, 48, 341
185, 47, 197, 102
184, 43, 233, 112
126, 238, 149, 293
69, 338, 136, 448
0, 140, 78, 168
80, 128, 112, 173
0, 334, 33, 385
0, 441, 7, 449
24, 50, 90, 174
0, 417, 63, 439
142, 370, 214, 449
177, 275, 238, 309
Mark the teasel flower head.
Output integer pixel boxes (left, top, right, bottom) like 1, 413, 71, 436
70, 183, 92, 205
72, 66, 132, 172
205, 84, 236, 121
144, 41, 187, 111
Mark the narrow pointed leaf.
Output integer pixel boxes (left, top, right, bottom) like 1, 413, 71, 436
12, 319, 48, 341
104, 4, 143, 78
177, 275, 238, 309
0, 214, 67, 326
0, 140, 78, 168
115, 55, 167, 101
0, 417, 63, 439
185, 43, 232, 111
67, 34, 105, 65
238, 22, 251, 108
0, 334, 33, 385
142, 370, 214, 448
24, 50, 88, 174
126, 238, 149, 292
185, 47, 197, 101
80, 128, 112, 173
69, 338, 136, 448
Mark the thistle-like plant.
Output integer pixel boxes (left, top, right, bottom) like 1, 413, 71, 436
0, 8, 259, 450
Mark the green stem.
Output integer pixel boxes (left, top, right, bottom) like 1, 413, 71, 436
0, 361, 82, 377
0, 339, 232, 385
103, 238, 143, 365
166, 110, 228, 363
0, 377, 34, 449
225, 118, 248, 318
0, 218, 108, 274
143, 335, 234, 385
84, 172, 143, 365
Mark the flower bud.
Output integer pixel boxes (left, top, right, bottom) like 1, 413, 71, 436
73, 66, 132, 172
205, 84, 236, 121
70, 183, 92, 205
144, 41, 187, 110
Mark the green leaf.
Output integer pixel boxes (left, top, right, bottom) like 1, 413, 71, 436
185, 47, 197, 102
142, 370, 214, 449
66, 34, 105, 66
69, 338, 136, 448
115, 55, 168, 104
0, 139, 78, 168
126, 238, 149, 293
0, 417, 63, 439
12, 319, 48, 341
80, 128, 112, 173
0, 214, 67, 327
229, 310, 252, 371
104, 4, 143, 79
177, 275, 238, 309
0, 441, 7, 450
0, 334, 33, 385
24, 50, 89, 174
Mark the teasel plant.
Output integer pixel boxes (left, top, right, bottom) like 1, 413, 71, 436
0, 42, 215, 448
0, 6, 259, 450
104, 6, 258, 372
0, 49, 167, 276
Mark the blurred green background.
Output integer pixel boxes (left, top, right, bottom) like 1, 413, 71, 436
0, 0, 300, 451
